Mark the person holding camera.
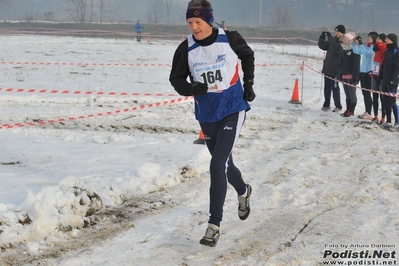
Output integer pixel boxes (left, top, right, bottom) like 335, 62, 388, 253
352, 32, 378, 120
340, 32, 361, 117
318, 25, 345, 112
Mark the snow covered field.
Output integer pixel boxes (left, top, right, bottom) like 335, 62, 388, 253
0, 34, 398, 266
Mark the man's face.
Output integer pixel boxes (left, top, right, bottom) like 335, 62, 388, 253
335, 31, 344, 38
386, 38, 393, 44
187, 17, 213, 40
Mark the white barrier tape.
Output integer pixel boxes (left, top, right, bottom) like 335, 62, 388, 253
304, 63, 399, 98
0, 87, 179, 97
0, 61, 172, 67
0, 29, 319, 44
0, 61, 297, 68
0, 29, 183, 38
0, 96, 192, 130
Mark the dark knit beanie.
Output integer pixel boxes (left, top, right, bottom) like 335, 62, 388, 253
378, 33, 386, 42
387, 33, 398, 44
186, 0, 214, 26
335, 24, 346, 34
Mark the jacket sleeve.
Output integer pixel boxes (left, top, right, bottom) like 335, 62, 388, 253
169, 40, 194, 96
352, 44, 375, 58
328, 37, 344, 56
353, 54, 361, 81
351, 43, 362, 55
392, 51, 399, 84
226, 31, 255, 82
318, 34, 329, 51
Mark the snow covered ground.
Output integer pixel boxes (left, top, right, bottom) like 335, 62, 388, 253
0, 34, 398, 266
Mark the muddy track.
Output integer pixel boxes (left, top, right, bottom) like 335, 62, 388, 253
36, 121, 199, 135
0, 192, 176, 266
0, 162, 202, 266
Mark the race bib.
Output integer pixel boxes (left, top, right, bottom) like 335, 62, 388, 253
193, 62, 228, 92
372, 62, 380, 76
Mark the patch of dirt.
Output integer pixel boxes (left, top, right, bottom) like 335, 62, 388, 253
0, 194, 175, 266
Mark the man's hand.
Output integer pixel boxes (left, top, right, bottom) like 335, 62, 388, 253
191, 82, 208, 96
243, 82, 256, 102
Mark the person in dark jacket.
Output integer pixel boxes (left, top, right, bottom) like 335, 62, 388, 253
371, 33, 387, 123
380, 33, 399, 130
169, 0, 254, 247
318, 24, 345, 112
340, 32, 361, 117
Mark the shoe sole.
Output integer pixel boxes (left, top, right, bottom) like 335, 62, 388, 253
199, 234, 220, 247
358, 115, 372, 120
238, 184, 252, 221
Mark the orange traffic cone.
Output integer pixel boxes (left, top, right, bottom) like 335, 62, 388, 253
289, 78, 302, 104
147, 35, 151, 43
193, 129, 205, 144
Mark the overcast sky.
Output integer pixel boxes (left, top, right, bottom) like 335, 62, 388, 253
0, 0, 398, 32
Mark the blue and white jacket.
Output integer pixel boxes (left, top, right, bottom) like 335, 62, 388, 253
186, 29, 250, 123
169, 28, 254, 124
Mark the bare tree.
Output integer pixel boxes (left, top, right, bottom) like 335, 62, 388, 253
89, 0, 95, 23
44, 12, 56, 21
269, 2, 294, 28
147, 0, 162, 23
96, 0, 116, 23
23, 12, 41, 22
164, 0, 178, 24
65, 0, 89, 24
98, 0, 106, 23
62, 0, 116, 24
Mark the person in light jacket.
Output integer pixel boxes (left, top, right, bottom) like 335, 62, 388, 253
351, 32, 378, 120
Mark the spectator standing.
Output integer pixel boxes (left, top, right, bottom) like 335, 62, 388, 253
215, 20, 227, 30
134, 20, 143, 42
169, 0, 255, 247
380, 33, 399, 130
340, 32, 361, 117
352, 32, 378, 120
318, 25, 345, 112
372, 33, 387, 123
